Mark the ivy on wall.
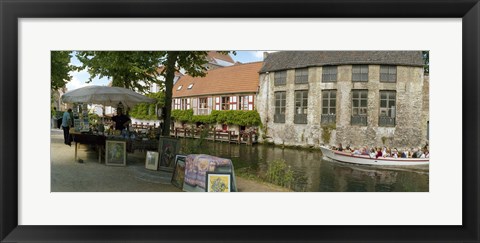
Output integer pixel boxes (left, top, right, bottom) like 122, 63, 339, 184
129, 92, 165, 120
171, 109, 262, 127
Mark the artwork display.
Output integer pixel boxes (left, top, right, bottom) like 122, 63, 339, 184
158, 137, 179, 171
145, 151, 159, 170
205, 172, 232, 192
105, 140, 126, 166
171, 155, 187, 189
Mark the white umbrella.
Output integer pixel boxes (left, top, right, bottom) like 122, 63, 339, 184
61, 85, 156, 108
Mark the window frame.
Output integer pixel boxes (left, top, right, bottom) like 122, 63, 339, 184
351, 90, 368, 125
294, 90, 308, 124
379, 90, 396, 126
321, 90, 337, 124
274, 91, 286, 123
294, 68, 309, 84
352, 65, 369, 82
221, 96, 230, 110
274, 70, 287, 86
322, 66, 338, 82
380, 65, 397, 82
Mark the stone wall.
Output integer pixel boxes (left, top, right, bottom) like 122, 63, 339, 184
257, 65, 429, 149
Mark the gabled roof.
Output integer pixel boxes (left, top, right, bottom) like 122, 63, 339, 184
207, 51, 235, 66
259, 51, 424, 73
173, 62, 263, 98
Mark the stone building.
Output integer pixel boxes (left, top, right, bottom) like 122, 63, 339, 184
172, 61, 263, 133
257, 51, 429, 149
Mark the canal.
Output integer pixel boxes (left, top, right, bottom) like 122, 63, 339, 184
179, 138, 429, 192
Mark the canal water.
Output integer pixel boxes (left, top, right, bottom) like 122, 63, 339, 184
179, 138, 429, 192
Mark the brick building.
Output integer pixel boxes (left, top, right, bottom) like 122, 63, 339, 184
172, 61, 263, 133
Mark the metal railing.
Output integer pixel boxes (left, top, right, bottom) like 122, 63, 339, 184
294, 114, 308, 124
379, 117, 396, 126
321, 114, 336, 124
351, 115, 367, 126
274, 114, 285, 123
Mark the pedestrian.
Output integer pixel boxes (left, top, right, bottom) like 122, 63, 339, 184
62, 108, 73, 146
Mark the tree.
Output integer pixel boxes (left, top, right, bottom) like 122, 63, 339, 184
159, 51, 234, 136
75, 51, 165, 93
51, 51, 75, 91
75, 51, 235, 137
422, 51, 429, 75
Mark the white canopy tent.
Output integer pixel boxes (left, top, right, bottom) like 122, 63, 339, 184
61, 85, 156, 109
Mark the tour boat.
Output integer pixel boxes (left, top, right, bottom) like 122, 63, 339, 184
319, 146, 429, 166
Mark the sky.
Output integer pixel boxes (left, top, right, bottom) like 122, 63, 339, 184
66, 51, 267, 92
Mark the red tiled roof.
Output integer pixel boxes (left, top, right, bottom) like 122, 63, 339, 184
173, 62, 263, 98
207, 51, 235, 64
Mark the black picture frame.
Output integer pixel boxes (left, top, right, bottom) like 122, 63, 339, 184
171, 154, 187, 189
1, 0, 479, 242
205, 172, 233, 192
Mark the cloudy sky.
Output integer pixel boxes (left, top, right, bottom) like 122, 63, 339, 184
66, 51, 269, 91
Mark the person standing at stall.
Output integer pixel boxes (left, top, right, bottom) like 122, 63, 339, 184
62, 108, 73, 146
112, 108, 131, 131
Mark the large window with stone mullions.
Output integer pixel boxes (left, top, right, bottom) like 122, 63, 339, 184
322, 66, 337, 82
352, 65, 369, 82
321, 90, 336, 124
274, 71, 287, 86
351, 90, 368, 125
294, 90, 308, 124
274, 91, 286, 123
380, 65, 397, 82
379, 91, 396, 126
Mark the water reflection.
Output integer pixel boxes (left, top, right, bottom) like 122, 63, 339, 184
179, 139, 429, 192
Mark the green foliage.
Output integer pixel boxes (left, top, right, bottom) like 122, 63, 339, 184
171, 110, 262, 127
51, 51, 75, 91
191, 115, 216, 124
171, 109, 194, 122
265, 159, 295, 189
88, 112, 100, 124
321, 123, 336, 144
422, 51, 429, 75
75, 51, 165, 93
129, 92, 165, 120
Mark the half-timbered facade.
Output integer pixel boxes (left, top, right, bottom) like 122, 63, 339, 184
172, 62, 263, 131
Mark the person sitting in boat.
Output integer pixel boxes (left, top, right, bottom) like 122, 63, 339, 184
380, 147, 387, 158
352, 147, 361, 155
391, 148, 398, 158
400, 149, 408, 158
361, 146, 370, 156
423, 148, 430, 158
416, 147, 424, 158
411, 148, 419, 158
369, 148, 376, 158
337, 143, 344, 151
376, 147, 383, 159
344, 144, 353, 153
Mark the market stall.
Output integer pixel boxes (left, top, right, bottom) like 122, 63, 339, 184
61, 85, 157, 164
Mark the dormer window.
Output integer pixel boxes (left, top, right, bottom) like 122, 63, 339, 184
177, 85, 183, 91
187, 84, 194, 89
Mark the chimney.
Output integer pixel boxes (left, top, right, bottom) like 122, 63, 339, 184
263, 52, 269, 60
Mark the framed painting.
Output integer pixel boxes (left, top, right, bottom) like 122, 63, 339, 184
2, 1, 480, 243
158, 137, 179, 172
205, 172, 232, 192
171, 155, 187, 189
105, 140, 127, 166
145, 151, 159, 171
